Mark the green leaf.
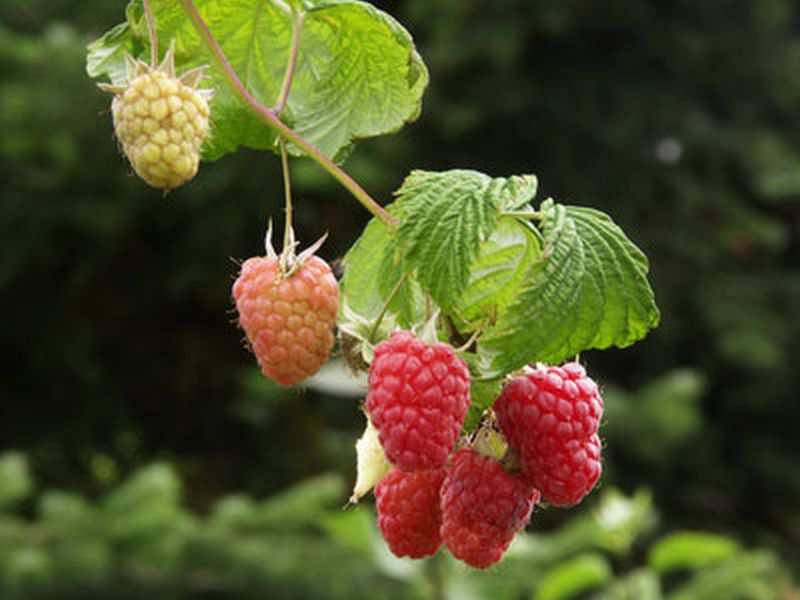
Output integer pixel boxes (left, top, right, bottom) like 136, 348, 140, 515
0, 452, 33, 510
649, 531, 740, 573
395, 170, 536, 309
463, 378, 502, 431
535, 553, 613, 600
319, 507, 374, 555
479, 200, 660, 374
257, 473, 345, 528
340, 215, 424, 328
496, 173, 538, 211
453, 217, 541, 331
206, 477, 347, 534
86, 0, 428, 161
590, 569, 663, 600
592, 488, 658, 555
665, 551, 782, 600
85, 22, 134, 85
39, 491, 94, 536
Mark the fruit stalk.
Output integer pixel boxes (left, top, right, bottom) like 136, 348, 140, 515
142, 0, 159, 67
274, 3, 303, 115
178, 0, 398, 229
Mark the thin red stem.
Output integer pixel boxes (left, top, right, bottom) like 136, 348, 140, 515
178, 0, 397, 228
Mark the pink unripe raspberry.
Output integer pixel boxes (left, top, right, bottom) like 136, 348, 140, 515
232, 254, 338, 386
440, 448, 540, 569
375, 467, 446, 559
366, 331, 471, 471
494, 362, 603, 506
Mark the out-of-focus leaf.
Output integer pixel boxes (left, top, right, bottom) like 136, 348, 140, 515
590, 569, 662, 600
603, 369, 705, 463
0, 452, 33, 510
535, 553, 613, 600
649, 531, 740, 573
257, 473, 345, 528
1, 546, 53, 593
101, 463, 189, 569
39, 491, 94, 536
666, 550, 784, 600
320, 506, 373, 555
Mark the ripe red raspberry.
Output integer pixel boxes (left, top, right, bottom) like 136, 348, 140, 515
375, 467, 446, 559
440, 448, 540, 569
365, 331, 471, 471
494, 362, 603, 506
232, 254, 338, 386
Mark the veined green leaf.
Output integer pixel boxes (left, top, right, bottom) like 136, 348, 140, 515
453, 217, 541, 331
340, 216, 424, 329
463, 378, 502, 431
479, 199, 660, 375
395, 170, 537, 310
495, 173, 538, 211
85, 22, 134, 85
86, 0, 428, 161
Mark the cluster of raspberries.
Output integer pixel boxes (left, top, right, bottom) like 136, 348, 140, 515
368, 331, 603, 568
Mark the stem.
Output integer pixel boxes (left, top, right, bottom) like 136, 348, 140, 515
178, 0, 397, 229
143, 0, 159, 67
427, 553, 446, 600
454, 328, 482, 353
279, 139, 293, 250
367, 274, 408, 342
275, 6, 303, 115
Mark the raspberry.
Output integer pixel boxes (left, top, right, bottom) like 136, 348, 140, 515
494, 362, 603, 506
365, 331, 471, 471
99, 45, 213, 190
232, 251, 338, 386
375, 467, 446, 559
440, 448, 540, 569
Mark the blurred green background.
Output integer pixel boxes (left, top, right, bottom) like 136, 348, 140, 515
1, 0, 799, 598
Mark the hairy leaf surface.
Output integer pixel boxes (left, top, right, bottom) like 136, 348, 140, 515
394, 170, 537, 311
479, 200, 660, 375
87, 0, 428, 161
452, 217, 541, 331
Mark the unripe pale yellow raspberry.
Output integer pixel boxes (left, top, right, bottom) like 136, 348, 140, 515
99, 44, 214, 190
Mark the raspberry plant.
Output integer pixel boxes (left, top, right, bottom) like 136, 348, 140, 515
87, 0, 660, 568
